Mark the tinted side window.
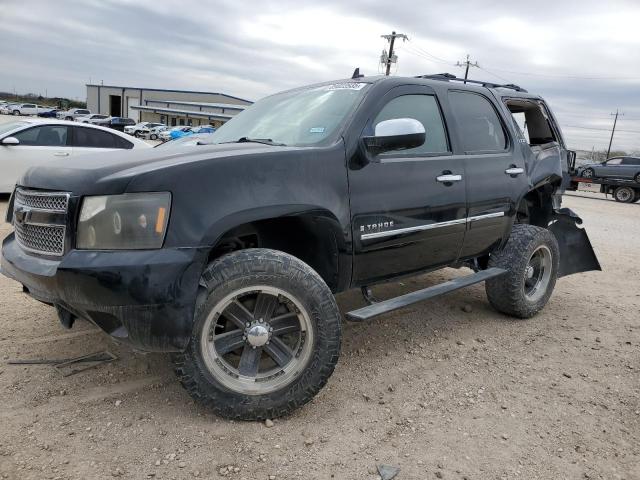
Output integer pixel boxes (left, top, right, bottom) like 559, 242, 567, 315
448, 91, 507, 153
14, 125, 69, 147
622, 158, 640, 165
73, 127, 119, 148
113, 134, 134, 149
373, 94, 449, 155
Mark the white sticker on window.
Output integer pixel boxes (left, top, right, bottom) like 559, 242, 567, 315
326, 83, 367, 91
309, 127, 325, 133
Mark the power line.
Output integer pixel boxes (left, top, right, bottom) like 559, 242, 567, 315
562, 124, 640, 134
405, 39, 640, 81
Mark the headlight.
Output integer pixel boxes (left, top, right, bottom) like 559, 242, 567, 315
77, 192, 171, 250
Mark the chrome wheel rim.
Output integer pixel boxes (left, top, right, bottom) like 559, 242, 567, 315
583, 169, 593, 178
524, 245, 552, 302
200, 285, 313, 395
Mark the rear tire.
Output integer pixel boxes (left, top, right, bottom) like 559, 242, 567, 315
485, 224, 559, 319
150, 134, 157, 140
172, 248, 341, 420
613, 186, 635, 203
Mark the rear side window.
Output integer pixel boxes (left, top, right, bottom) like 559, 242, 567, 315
622, 158, 640, 165
448, 91, 507, 153
373, 94, 449, 155
13, 125, 69, 147
73, 127, 132, 149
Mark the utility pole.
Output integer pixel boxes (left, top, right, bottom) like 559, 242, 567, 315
456, 54, 479, 83
606, 109, 623, 159
381, 31, 408, 76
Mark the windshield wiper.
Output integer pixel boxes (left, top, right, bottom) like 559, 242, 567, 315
221, 137, 287, 146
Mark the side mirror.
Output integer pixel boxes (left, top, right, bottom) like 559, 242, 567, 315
362, 118, 426, 157
1, 137, 19, 146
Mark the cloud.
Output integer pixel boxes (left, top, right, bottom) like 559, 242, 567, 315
0, 0, 639, 150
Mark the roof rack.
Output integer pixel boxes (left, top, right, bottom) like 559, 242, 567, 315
415, 73, 527, 93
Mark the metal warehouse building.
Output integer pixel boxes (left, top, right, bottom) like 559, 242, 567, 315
86, 84, 252, 127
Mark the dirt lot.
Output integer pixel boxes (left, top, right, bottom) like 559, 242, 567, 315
0, 192, 638, 480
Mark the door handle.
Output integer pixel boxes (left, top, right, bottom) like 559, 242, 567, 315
54, 152, 69, 157
505, 167, 524, 175
436, 174, 462, 183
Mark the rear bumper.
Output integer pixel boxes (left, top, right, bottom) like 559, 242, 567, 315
1, 233, 207, 352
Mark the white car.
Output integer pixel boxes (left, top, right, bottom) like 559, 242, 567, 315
75, 114, 111, 124
159, 126, 192, 141
124, 122, 165, 137
0, 119, 150, 193
10, 104, 53, 116
140, 125, 168, 140
56, 108, 91, 121
0, 103, 15, 114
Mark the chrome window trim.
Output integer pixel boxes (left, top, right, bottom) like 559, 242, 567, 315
361, 212, 505, 240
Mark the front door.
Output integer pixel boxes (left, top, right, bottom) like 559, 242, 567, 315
1, 125, 72, 191
349, 85, 467, 286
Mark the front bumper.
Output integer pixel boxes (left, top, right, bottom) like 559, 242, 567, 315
1, 233, 207, 352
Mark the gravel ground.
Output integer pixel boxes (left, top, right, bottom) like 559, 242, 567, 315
0, 191, 638, 480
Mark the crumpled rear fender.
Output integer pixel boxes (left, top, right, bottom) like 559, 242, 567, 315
548, 208, 601, 277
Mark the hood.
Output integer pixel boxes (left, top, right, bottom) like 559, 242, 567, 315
19, 143, 299, 195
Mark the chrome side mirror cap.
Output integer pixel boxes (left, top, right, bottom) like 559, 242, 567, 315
363, 118, 426, 157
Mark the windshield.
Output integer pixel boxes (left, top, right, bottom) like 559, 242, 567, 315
210, 82, 370, 147
0, 121, 28, 136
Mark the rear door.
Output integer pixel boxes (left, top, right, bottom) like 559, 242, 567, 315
71, 126, 134, 155
447, 89, 526, 259
349, 85, 467, 285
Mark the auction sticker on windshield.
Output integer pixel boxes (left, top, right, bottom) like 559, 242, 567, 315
326, 83, 367, 90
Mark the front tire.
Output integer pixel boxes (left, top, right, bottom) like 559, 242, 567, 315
613, 186, 635, 203
582, 168, 594, 178
485, 224, 559, 319
172, 249, 341, 420
150, 134, 158, 140
12, 110, 20, 116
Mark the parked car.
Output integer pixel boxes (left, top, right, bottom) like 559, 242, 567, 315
0, 119, 150, 193
75, 114, 110, 124
154, 132, 215, 147
10, 104, 54, 116
0, 75, 601, 420
125, 122, 165, 137
141, 125, 167, 140
159, 126, 192, 141
106, 117, 136, 132
191, 126, 215, 134
56, 108, 91, 121
38, 108, 63, 118
578, 156, 640, 182
0, 103, 18, 114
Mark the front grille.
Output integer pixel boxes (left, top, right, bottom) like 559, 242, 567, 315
13, 188, 70, 257
14, 189, 69, 212
14, 223, 66, 256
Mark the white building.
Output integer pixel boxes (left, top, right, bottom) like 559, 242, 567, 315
86, 84, 252, 127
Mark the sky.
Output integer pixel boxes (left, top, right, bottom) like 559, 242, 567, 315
1, 0, 640, 151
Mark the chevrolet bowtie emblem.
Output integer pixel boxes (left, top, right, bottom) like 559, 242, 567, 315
13, 205, 28, 224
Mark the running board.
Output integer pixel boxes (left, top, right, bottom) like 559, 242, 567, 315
346, 267, 507, 322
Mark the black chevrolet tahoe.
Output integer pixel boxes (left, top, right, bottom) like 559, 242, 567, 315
1, 74, 600, 420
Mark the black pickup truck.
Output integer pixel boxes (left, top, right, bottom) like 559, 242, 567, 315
1, 73, 600, 420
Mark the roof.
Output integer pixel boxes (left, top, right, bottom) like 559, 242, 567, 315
130, 105, 235, 120
86, 84, 252, 104
144, 100, 248, 110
